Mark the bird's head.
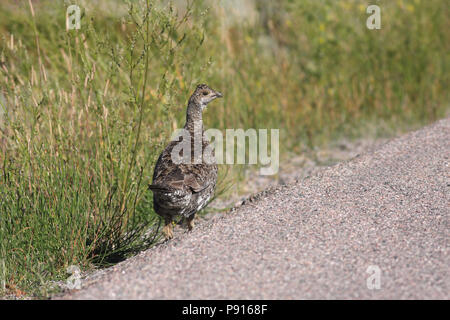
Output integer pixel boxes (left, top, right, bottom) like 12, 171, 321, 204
189, 84, 223, 110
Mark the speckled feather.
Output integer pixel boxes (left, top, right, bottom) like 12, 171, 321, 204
149, 84, 222, 220
151, 136, 218, 218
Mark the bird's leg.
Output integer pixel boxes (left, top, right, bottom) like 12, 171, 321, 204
186, 214, 195, 231
162, 216, 173, 240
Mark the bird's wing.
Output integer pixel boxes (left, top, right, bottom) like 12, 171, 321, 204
152, 141, 180, 179
151, 138, 214, 193
183, 174, 210, 193
150, 169, 209, 193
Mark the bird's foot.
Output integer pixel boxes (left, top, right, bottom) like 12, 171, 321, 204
162, 221, 174, 240
186, 215, 195, 231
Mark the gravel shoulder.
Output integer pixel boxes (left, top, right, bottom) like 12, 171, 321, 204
57, 118, 449, 299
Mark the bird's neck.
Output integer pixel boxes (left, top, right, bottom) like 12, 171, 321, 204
184, 101, 203, 133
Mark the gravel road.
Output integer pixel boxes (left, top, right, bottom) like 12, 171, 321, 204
58, 118, 449, 299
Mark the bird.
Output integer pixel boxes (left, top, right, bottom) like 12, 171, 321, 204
149, 84, 223, 239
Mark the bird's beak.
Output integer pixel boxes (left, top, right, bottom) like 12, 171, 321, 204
214, 91, 223, 98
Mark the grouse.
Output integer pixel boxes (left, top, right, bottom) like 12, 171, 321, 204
149, 84, 223, 239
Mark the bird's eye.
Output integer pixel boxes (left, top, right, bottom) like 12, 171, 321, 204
202, 91, 208, 96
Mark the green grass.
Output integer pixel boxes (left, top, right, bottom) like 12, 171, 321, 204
0, 0, 448, 297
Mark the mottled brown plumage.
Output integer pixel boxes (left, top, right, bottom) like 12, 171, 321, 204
149, 84, 223, 239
